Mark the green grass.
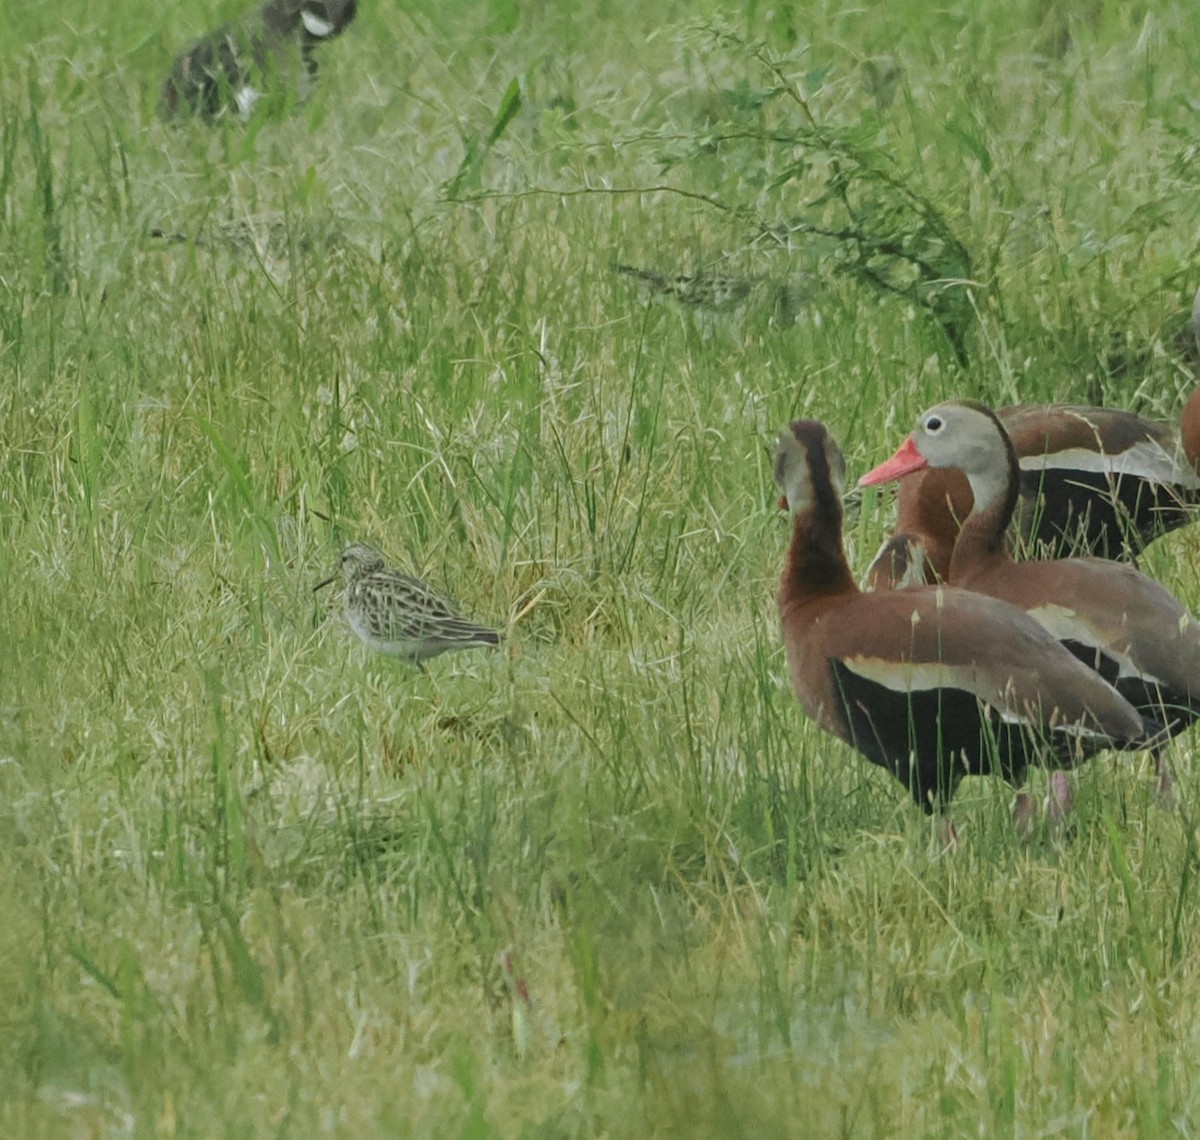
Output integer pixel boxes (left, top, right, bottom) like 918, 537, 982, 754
2, 0, 1200, 1135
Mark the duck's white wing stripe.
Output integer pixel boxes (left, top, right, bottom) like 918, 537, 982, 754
839, 653, 1123, 741
1018, 440, 1200, 488
1025, 602, 1166, 685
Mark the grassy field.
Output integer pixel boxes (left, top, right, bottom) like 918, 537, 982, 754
2, 0, 1200, 1135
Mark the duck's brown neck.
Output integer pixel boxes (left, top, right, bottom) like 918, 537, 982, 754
900, 469, 972, 583
781, 498, 857, 605
947, 436, 1020, 584
1181, 388, 1200, 476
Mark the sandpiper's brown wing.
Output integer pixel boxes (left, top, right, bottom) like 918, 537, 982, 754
358, 572, 500, 648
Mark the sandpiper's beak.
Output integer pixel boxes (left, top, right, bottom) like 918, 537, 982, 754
312, 575, 337, 592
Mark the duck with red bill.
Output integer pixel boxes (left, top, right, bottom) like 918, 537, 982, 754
858, 400, 1200, 802
859, 436, 927, 485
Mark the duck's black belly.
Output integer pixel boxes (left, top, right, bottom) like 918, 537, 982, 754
1059, 638, 1200, 741
1016, 469, 1198, 559
829, 660, 1056, 812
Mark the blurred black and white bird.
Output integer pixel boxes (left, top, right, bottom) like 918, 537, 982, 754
314, 544, 503, 669
161, 0, 358, 121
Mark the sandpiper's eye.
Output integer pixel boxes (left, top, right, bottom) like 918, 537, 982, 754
924, 415, 944, 434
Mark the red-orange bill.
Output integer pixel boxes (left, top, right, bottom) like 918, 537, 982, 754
858, 436, 926, 487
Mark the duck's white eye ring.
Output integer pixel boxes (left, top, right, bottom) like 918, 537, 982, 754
924, 415, 944, 433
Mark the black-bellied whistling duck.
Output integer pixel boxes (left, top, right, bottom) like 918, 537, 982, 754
865, 286, 1200, 589
864, 395, 1200, 590
1000, 287, 1200, 559
775, 420, 1146, 827
1001, 402, 1200, 560
860, 400, 1200, 798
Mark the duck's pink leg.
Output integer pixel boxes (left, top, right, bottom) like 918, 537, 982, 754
1046, 771, 1074, 831
1013, 791, 1038, 837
